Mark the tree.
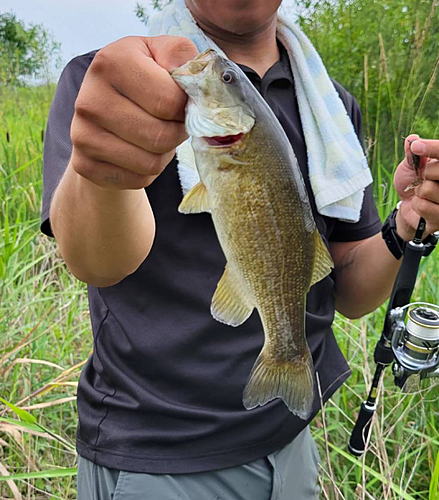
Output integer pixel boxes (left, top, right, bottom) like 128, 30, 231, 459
294, 0, 439, 172
135, 1, 173, 25
0, 12, 61, 86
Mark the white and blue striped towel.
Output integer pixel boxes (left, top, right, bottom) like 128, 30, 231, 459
147, 0, 373, 222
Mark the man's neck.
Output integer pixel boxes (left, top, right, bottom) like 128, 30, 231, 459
187, 7, 279, 77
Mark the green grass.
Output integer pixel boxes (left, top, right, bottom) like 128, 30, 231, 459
0, 85, 89, 499
0, 73, 438, 499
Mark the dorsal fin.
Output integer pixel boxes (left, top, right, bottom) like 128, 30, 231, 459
310, 230, 334, 287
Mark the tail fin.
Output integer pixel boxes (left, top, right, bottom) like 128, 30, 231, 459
242, 350, 315, 420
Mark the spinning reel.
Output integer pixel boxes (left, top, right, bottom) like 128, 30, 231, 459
391, 304, 439, 387
348, 227, 439, 457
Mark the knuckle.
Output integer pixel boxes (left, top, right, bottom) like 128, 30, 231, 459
171, 36, 198, 56
425, 162, 439, 179
89, 49, 113, 75
413, 196, 429, 215
115, 35, 138, 47
74, 96, 95, 120
417, 182, 430, 199
70, 151, 94, 179
70, 120, 91, 150
147, 155, 168, 176
153, 35, 197, 56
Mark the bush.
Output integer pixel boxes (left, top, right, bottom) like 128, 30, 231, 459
0, 12, 61, 87
295, 0, 439, 183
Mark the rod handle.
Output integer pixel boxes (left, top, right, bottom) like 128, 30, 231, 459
348, 401, 376, 456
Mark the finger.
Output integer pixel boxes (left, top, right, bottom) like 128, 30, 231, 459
404, 134, 430, 175
148, 35, 199, 72
71, 115, 175, 176
399, 203, 424, 235
75, 80, 188, 153
411, 195, 439, 229
71, 151, 155, 190
89, 37, 195, 121
403, 208, 437, 237
411, 138, 439, 160
424, 160, 439, 181
415, 179, 439, 204
404, 134, 420, 164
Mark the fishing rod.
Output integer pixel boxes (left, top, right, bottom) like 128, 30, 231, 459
348, 164, 439, 456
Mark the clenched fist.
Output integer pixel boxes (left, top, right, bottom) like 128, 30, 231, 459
70, 35, 198, 190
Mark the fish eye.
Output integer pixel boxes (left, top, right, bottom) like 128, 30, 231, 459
222, 69, 237, 84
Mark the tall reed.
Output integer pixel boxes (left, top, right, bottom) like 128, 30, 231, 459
1, 1, 438, 497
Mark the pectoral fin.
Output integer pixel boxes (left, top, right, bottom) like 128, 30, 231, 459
211, 263, 254, 327
310, 230, 334, 287
178, 182, 210, 214
217, 155, 248, 171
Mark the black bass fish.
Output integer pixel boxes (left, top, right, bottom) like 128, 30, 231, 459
171, 49, 333, 419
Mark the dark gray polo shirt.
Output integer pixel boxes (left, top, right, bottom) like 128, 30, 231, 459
41, 42, 382, 474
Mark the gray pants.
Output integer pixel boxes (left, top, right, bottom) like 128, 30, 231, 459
77, 427, 320, 500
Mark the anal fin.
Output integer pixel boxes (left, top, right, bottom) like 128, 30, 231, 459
211, 263, 254, 327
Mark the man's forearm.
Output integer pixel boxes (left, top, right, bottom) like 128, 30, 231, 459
50, 163, 155, 287
330, 233, 402, 319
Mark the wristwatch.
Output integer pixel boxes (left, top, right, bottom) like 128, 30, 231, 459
381, 201, 405, 260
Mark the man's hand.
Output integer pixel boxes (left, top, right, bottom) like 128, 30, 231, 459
50, 36, 198, 286
394, 134, 439, 239
331, 133, 439, 318
70, 35, 198, 190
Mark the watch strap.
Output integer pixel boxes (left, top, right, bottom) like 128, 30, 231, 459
382, 206, 406, 260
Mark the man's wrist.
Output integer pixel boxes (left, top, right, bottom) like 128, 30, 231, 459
382, 204, 406, 259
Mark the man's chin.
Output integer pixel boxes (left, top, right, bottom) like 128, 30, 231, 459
186, 0, 281, 38
210, 15, 278, 38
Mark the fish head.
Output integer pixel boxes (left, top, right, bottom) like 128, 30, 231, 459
171, 49, 256, 146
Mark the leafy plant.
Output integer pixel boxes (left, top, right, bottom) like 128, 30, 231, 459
0, 12, 61, 87
135, 0, 173, 25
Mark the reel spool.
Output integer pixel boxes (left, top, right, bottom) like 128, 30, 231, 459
391, 304, 439, 387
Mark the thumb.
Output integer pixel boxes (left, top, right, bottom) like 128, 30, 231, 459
404, 134, 420, 167
147, 35, 199, 72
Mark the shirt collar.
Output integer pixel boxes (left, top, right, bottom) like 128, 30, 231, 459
237, 41, 293, 87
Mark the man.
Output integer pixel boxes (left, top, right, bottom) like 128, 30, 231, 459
41, 0, 439, 498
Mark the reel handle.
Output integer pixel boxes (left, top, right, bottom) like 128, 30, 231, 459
348, 401, 375, 456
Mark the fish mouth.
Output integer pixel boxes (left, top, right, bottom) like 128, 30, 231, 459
171, 49, 217, 78
203, 133, 245, 147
